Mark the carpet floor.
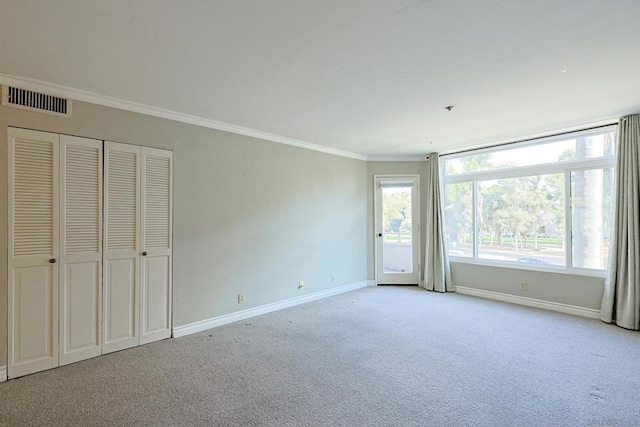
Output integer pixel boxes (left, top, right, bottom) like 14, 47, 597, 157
1, 286, 639, 426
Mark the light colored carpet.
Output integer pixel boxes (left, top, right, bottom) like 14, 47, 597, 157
1, 286, 639, 426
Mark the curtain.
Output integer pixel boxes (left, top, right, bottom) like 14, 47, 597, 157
601, 114, 640, 330
423, 154, 455, 292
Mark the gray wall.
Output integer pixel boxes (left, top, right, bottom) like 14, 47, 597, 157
451, 263, 605, 310
0, 101, 368, 368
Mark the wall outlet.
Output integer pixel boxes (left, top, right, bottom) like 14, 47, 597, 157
330, 275, 336, 283
298, 281, 305, 289
520, 282, 527, 291
237, 293, 245, 304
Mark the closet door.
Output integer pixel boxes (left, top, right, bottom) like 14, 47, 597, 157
59, 135, 103, 365
140, 148, 173, 344
8, 128, 59, 378
103, 142, 140, 354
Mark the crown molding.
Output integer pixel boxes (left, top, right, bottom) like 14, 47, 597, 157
0, 72, 368, 161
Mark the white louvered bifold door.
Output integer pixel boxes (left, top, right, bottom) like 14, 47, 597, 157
8, 128, 60, 378
59, 135, 103, 365
140, 147, 173, 344
103, 142, 141, 354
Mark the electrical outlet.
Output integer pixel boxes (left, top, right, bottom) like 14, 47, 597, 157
237, 293, 245, 303
330, 275, 336, 283
520, 282, 527, 291
298, 281, 305, 289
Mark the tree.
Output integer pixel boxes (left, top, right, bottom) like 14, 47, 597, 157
382, 190, 411, 235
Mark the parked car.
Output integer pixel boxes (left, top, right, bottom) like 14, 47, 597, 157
517, 257, 552, 265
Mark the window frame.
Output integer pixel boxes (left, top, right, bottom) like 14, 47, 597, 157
442, 125, 617, 278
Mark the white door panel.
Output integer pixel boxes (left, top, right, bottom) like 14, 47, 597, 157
60, 262, 101, 365
103, 257, 139, 352
103, 141, 140, 354
9, 266, 58, 377
8, 128, 59, 378
140, 147, 173, 344
140, 255, 171, 343
59, 135, 103, 366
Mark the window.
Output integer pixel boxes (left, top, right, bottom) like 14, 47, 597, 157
443, 126, 616, 273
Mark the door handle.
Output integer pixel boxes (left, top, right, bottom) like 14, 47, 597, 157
378, 233, 383, 237
49, 258, 56, 264
142, 252, 148, 256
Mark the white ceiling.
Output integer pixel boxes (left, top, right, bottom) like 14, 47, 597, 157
1, 0, 639, 159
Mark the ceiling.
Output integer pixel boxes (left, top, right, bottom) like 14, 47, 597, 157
1, 0, 639, 159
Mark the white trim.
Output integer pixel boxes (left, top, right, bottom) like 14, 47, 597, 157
0, 72, 368, 161
455, 286, 600, 319
0, 366, 6, 382
367, 280, 377, 287
173, 281, 367, 338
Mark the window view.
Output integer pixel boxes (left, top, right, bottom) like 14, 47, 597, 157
381, 186, 413, 273
445, 131, 615, 175
477, 174, 565, 266
444, 182, 473, 258
443, 127, 616, 271
571, 168, 614, 269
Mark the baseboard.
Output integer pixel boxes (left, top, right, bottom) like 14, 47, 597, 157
0, 366, 6, 382
455, 286, 601, 319
366, 280, 377, 287
173, 281, 368, 338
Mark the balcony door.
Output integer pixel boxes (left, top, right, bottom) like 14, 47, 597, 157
374, 175, 420, 285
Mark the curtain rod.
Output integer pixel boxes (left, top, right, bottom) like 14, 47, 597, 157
424, 122, 618, 160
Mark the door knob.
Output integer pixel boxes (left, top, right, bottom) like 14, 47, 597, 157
49, 258, 56, 264
142, 252, 147, 256
378, 233, 383, 237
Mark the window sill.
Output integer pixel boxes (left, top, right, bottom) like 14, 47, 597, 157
449, 257, 606, 279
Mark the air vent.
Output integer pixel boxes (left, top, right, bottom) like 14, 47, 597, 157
2, 85, 72, 117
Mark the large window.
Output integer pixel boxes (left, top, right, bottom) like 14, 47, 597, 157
443, 126, 616, 273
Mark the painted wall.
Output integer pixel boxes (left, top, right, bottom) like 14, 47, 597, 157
451, 263, 605, 310
0, 101, 368, 368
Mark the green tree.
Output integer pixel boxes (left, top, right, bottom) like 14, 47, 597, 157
382, 190, 411, 234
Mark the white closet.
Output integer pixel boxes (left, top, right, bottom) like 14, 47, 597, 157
7, 129, 172, 379
103, 142, 173, 353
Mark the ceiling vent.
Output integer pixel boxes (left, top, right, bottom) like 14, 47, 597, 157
2, 85, 72, 117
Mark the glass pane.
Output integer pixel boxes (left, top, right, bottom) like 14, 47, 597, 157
478, 174, 566, 267
382, 186, 413, 274
571, 168, 614, 269
444, 182, 473, 258
445, 130, 616, 175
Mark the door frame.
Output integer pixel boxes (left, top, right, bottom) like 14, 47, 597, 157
374, 174, 421, 285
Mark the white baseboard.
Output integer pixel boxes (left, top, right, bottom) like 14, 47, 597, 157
0, 366, 6, 382
455, 286, 601, 319
173, 281, 368, 338
366, 280, 377, 287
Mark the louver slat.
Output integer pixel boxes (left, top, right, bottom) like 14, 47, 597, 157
144, 156, 171, 249
107, 151, 137, 250
13, 139, 54, 256
65, 145, 100, 254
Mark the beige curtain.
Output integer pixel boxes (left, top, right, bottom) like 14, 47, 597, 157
601, 114, 640, 330
423, 154, 455, 292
